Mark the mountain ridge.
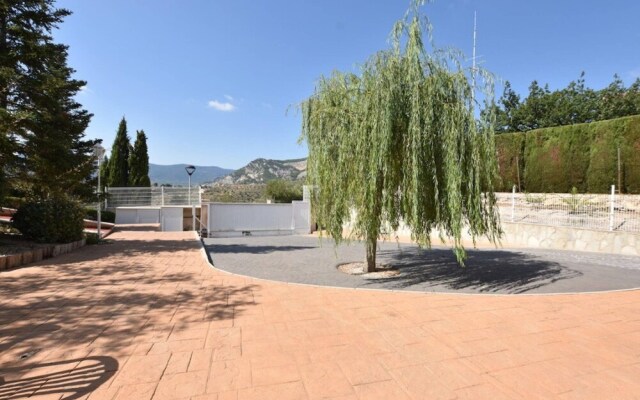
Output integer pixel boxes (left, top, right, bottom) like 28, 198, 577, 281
149, 163, 233, 186
213, 157, 307, 185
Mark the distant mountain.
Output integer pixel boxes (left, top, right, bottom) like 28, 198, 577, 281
149, 164, 233, 186
214, 157, 307, 185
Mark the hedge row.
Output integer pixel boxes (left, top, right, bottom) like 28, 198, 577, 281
495, 115, 640, 193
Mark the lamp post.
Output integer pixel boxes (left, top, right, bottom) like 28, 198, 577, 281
94, 144, 106, 240
185, 165, 196, 205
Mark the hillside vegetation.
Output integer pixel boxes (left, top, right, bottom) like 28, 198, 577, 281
214, 158, 306, 185
495, 115, 640, 193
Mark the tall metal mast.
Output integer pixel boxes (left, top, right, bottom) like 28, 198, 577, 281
471, 11, 477, 105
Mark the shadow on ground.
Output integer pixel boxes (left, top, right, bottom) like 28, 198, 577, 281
0, 356, 117, 400
375, 247, 583, 294
0, 235, 260, 385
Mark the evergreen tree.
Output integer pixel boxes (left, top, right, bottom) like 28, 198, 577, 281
301, 2, 501, 272
129, 130, 151, 186
107, 117, 130, 187
100, 155, 110, 191
598, 74, 636, 120
0, 1, 96, 201
495, 81, 523, 133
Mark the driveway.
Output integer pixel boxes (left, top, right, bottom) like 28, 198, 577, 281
204, 235, 640, 294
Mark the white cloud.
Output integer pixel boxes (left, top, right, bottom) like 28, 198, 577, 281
208, 100, 236, 112
78, 85, 92, 95
630, 68, 640, 79
224, 94, 234, 101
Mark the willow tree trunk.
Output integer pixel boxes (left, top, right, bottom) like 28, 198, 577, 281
365, 237, 377, 273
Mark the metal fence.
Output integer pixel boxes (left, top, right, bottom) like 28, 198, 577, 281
496, 188, 640, 232
105, 187, 201, 209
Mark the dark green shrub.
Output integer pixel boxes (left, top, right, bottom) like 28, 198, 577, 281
495, 132, 525, 191
85, 232, 100, 245
495, 114, 640, 193
265, 180, 303, 203
12, 196, 85, 243
523, 124, 591, 193
85, 209, 116, 223
4, 196, 25, 209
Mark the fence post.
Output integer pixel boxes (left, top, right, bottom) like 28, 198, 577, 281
104, 186, 108, 209
161, 186, 165, 206
511, 185, 516, 223
609, 185, 615, 231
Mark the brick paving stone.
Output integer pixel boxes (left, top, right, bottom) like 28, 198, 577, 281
1, 229, 639, 400
153, 369, 208, 399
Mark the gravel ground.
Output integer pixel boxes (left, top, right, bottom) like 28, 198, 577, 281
204, 235, 640, 294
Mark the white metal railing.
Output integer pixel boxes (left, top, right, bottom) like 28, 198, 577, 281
496, 186, 640, 232
106, 187, 202, 208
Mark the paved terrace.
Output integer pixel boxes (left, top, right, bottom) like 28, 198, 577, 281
0, 229, 639, 399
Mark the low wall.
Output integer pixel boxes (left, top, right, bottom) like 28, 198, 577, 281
388, 223, 639, 256
499, 223, 639, 256
0, 239, 86, 271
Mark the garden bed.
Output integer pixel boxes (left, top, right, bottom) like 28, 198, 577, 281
0, 233, 86, 271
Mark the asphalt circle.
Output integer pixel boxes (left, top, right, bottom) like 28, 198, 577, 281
203, 235, 640, 295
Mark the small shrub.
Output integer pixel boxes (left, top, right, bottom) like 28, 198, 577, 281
85, 209, 115, 223
266, 180, 303, 203
85, 232, 100, 245
561, 187, 593, 214
12, 196, 85, 243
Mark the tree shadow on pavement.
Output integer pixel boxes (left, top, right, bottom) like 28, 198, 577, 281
0, 356, 117, 400
376, 247, 583, 294
0, 236, 260, 385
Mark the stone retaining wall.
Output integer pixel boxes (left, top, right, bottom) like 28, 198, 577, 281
390, 223, 640, 256
0, 239, 86, 271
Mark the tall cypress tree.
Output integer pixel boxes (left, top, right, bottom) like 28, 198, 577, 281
100, 155, 110, 191
129, 130, 151, 187
107, 117, 130, 187
0, 1, 96, 201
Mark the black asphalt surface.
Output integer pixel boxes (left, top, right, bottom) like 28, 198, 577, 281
203, 235, 640, 294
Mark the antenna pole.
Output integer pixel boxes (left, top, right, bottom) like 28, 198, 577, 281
471, 11, 477, 104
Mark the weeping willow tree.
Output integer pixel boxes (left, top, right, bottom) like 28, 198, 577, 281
300, 1, 501, 272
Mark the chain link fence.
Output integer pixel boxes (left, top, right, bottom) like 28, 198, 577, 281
496, 188, 640, 232
105, 187, 201, 209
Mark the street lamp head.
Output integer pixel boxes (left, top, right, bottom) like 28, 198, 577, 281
185, 165, 196, 176
93, 143, 105, 161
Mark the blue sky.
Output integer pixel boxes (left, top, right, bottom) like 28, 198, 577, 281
56, 0, 640, 169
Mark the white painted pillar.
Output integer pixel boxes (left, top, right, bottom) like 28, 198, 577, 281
609, 185, 615, 231
511, 185, 516, 223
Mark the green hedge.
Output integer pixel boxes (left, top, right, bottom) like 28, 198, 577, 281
85, 209, 116, 223
495, 133, 525, 191
12, 196, 85, 243
495, 115, 640, 193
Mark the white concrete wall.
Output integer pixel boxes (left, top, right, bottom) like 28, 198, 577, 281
115, 207, 160, 224
204, 202, 311, 237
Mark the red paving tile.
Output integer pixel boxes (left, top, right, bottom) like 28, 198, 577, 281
1, 229, 639, 399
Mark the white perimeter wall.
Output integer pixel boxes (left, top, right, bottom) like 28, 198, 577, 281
206, 202, 311, 237
115, 207, 160, 224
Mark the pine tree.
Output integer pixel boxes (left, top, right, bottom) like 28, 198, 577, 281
300, 2, 501, 272
0, 1, 96, 201
108, 117, 130, 187
129, 130, 151, 187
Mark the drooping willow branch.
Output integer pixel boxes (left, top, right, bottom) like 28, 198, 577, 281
300, 2, 501, 269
